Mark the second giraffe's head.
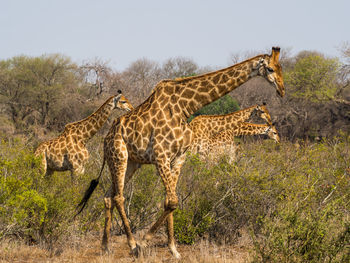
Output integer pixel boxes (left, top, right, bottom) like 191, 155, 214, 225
253, 47, 285, 97
266, 124, 280, 143
256, 102, 272, 125
113, 90, 134, 112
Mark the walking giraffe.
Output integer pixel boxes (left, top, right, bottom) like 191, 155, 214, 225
34, 91, 132, 180
77, 47, 284, 258
98, 103, 276, 247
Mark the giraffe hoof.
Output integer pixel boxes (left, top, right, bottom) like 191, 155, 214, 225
131, 244, 142, 258
173, 251, 181, 259
139, 239, 149, 248
102, 246, 110, 254
169, 244, 181, 259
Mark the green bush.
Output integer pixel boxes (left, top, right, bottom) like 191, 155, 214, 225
0, 137, 47, 241
188, 95, 240, 122
0, 136, 102, 247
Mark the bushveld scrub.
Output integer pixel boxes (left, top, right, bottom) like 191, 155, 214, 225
0, 133, 349, 262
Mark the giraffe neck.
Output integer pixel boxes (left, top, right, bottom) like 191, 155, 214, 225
233, 122, 270, 136
65, 96, 115, 144
176, 55, 268, 118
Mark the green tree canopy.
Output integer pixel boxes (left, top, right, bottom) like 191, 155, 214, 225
284, 51, 340, 102
188, 95, 240, 122
0, 54, 81, 130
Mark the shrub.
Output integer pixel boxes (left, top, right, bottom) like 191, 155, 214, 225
188, 95, 240, 122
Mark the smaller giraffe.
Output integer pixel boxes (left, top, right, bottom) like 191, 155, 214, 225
189, 103, 272, 155
34, 91, 133, 180
195, 122, 280, 164
189, 103, 272, 139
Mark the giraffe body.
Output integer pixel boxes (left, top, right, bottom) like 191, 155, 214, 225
34, 93, 132, 179
189, 103, 276, 157
77, 47, 285, 258
189, 103, 271, 138
198, 122, 280, 164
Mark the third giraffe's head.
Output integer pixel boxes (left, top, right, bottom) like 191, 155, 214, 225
266, 123, 280, 143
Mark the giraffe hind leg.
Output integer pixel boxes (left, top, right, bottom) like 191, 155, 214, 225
108, 157, 141, 256
102, 159, 141, 254
102, 186, 114, 253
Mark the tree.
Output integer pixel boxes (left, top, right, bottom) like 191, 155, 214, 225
113, 58, 162, 105
188, 95, 240, 122
284, 51, 340, 102
0, 54, 83, 132
161, 57, 198, 79
80, 58, 112, 98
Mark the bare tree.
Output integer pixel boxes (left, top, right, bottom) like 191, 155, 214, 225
113, 58, 162, 105
80, 58, 113, 98
161, 57, 198, 79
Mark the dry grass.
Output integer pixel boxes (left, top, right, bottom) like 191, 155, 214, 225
0, 233, 252, 263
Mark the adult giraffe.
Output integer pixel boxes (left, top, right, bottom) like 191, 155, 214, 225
77, 47, 284, 258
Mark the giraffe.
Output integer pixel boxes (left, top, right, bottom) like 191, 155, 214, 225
76, 47, 284, 258
189, 102, 272, 139
97, 103, 274, 249
195, 122, 280, 164
34, 91, 133, 180
189, 103, 274, 158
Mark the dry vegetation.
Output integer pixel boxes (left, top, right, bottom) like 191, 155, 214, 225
0, 234, 251, 263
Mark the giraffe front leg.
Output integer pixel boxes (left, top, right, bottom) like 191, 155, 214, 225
143, 160, 181, 258
166, 154, 186, 259
71, 165, 84, 184
41, 153, 48, 175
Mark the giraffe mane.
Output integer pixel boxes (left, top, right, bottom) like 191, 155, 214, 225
135, 54, 271, 117
191, 105, 257, 120
170, 54, 269, 83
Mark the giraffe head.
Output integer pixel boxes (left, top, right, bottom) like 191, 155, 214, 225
113, 90, 133, 112
256, 102, 272, 125
252, 47, 285, 97
266, 124, 280, 143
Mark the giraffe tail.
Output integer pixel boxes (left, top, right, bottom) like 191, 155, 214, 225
74, 155, 106, 218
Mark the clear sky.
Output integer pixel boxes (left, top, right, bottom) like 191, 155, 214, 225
1, 0, 349, 70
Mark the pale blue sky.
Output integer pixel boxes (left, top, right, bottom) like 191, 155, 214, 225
1, 0, 349, 70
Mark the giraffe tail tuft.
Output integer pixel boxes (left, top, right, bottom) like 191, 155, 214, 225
74, 179, 99, 218
74, 154, 106, 219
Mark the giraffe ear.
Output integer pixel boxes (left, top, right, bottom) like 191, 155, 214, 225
253, 58, 266, 71
113, 94, 122, 106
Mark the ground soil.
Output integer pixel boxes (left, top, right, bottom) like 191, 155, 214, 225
0, 233, 251, 263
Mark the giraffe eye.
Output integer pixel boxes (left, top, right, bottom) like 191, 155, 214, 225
267, 67, 274, 73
